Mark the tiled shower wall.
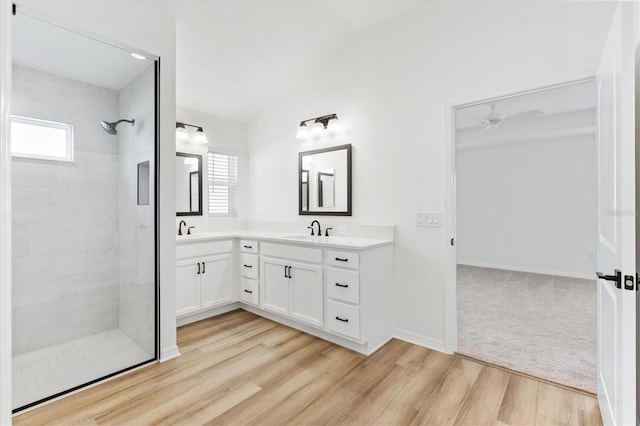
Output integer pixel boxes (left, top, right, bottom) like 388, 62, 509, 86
11, 65, 120, 355
118, 64, 156, 357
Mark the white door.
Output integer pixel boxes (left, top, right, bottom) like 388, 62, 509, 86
261, 257, 289, 316
596, 3, 637, 425
200, 253, 233, 309
289, 260, 323, 327
176, 259, 200, 317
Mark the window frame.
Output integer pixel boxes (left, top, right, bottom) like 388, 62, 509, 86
10, 115, 75, 163
207, 150, 239, 218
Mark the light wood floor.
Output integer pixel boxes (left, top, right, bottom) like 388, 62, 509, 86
14, 309, 602, 425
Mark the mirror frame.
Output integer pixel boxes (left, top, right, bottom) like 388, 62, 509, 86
176, 152, 203, 216
298, 144, 352, 216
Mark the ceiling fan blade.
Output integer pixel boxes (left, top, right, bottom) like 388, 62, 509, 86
506, 109, 543, 122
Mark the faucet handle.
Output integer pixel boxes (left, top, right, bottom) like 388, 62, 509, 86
307, 226, 314, 236
187, 226, 195, 235
325, 227, 333, 237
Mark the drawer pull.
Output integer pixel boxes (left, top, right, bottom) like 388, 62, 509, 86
243, 264, 253, 268
335, 282, 349, 288
243, 245, 253, 249
244, 289, 253, 294
335, 257, 349, 262
335, 316, 349, 323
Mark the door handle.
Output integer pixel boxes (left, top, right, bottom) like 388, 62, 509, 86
197, 262, 200, 275
287, 266, 292, 279
597, 269, 622, 289
284, 265, 288, 278
202, 262, 205, 274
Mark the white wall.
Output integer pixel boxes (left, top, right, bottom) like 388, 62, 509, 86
247, 1, 616, 349
176, 105, 249, 233
13, 0, 177, 369
11, 65, 121, 354
456, 110, 597, 279
0, 2, 13, 423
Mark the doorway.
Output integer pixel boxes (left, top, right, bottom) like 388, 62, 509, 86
453, 80, 597, 393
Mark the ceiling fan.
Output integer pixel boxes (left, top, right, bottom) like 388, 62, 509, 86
481, 103, 543, 130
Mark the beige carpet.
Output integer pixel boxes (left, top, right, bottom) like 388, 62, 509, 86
457, 265, 596, 393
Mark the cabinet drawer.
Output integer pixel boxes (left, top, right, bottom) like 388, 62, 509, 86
327, 250, 359, 270
241, 253, 259, 280
240, 240, 259, 254
177, 240, 233, 259
327, 300, 360, 340
240, 278, 259, 306
261, 242, 322, 264
327, 268, 359, 304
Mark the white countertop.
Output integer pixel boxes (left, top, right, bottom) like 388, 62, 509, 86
176, 230, 394, 250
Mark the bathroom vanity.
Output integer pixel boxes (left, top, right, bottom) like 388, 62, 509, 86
175, 232, 393, 355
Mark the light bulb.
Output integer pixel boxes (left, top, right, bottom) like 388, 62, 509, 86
175, 124, 189, 142
312, 121, 325, 137
296, 123, 309, 140
193, 127, 208, 145
326, 117, 340, 134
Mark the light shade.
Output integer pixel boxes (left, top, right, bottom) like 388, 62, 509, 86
296, 123, 309, 140
311, 121, 325, 137
193, 127, 208, 145
326, 117, 340, 134
175, 123, 189, 142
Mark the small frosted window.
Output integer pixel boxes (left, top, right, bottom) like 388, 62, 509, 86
10, 115, 74, 162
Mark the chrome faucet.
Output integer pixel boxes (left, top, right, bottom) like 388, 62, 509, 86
178, 220, 187, 236
308, 220, 321, 236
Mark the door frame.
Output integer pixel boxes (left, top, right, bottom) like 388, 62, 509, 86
442, 74, 596, 354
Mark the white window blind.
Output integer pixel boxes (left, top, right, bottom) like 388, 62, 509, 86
208, 152, 238, 217
10, 115, 74, 162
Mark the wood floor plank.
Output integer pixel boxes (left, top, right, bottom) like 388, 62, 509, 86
13, 309, 603, 426
453, 365, 511, 425
497, 373, 540, 425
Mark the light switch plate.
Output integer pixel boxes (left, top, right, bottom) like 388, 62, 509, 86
416, 212, 442, 228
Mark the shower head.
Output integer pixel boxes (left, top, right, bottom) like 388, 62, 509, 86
100, 119, 135, 135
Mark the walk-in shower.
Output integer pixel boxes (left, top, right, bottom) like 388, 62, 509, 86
11, 11, 158, 411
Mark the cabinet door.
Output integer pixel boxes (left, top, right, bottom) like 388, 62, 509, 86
200, 253, 234, 309
261, 258, 290, 316
176, 259, 200, 317
289, 260, 323, 327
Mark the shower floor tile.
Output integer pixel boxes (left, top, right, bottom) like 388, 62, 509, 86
12, 328, 153, 410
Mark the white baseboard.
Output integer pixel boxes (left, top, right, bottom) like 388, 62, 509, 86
394, 328, 448, 354
177, 303, 242, 327
159, 345, 181, 362
457, 260, 594, 280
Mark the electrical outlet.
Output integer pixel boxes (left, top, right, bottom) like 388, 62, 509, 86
588, 253, 596, 261
416, 212, 442, 228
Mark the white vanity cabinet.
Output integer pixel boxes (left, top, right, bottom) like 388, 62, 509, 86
176, 240, 234, 317
260, 243, 324, 328
239, 240, 260, 306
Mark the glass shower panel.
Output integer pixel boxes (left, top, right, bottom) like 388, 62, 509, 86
11, 12, 157, 411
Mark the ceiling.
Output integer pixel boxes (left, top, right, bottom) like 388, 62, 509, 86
455, 80, 596, 130
12, 12, 154, 91
137, 0, 425, 121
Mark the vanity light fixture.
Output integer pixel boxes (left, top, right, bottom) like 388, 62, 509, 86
295, 113, 339, 140
176, 122, 208, 145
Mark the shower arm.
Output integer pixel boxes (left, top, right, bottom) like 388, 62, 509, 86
114, 119, 135, 126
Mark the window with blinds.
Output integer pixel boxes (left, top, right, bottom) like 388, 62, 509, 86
208, 152, 238, 217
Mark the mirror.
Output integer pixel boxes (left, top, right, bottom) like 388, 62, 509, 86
176, 152, 202, 216
299, 144, 351, 216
